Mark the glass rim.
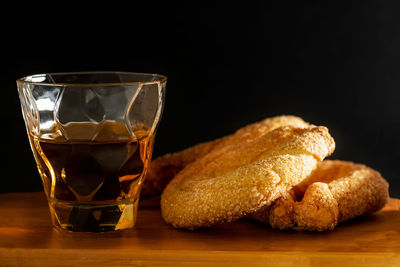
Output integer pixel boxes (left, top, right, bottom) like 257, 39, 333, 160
16, 71, 167, 87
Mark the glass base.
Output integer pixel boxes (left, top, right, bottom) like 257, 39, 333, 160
49, 199, 139, 232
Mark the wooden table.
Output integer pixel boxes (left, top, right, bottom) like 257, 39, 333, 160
0, 192, 399, 266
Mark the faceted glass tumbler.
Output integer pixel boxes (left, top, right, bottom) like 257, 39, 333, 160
17, 72, 166, 232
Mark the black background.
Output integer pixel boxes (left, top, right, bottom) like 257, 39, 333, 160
2, 1, 400, 197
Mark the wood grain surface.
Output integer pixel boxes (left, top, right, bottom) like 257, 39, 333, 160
0, 192, 399, 266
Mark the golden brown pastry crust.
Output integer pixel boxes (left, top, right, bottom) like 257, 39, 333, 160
161, 126, 335, 229
249, 160, 389, 231
142, 115, 310, 198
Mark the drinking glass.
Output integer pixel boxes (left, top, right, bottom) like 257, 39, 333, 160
17, 72, 166, 232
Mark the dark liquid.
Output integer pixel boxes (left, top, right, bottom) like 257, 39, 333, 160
35, 138, 149, 202
29, 122, 152, 231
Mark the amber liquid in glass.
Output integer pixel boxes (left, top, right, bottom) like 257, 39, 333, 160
29, 122, 152, 232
